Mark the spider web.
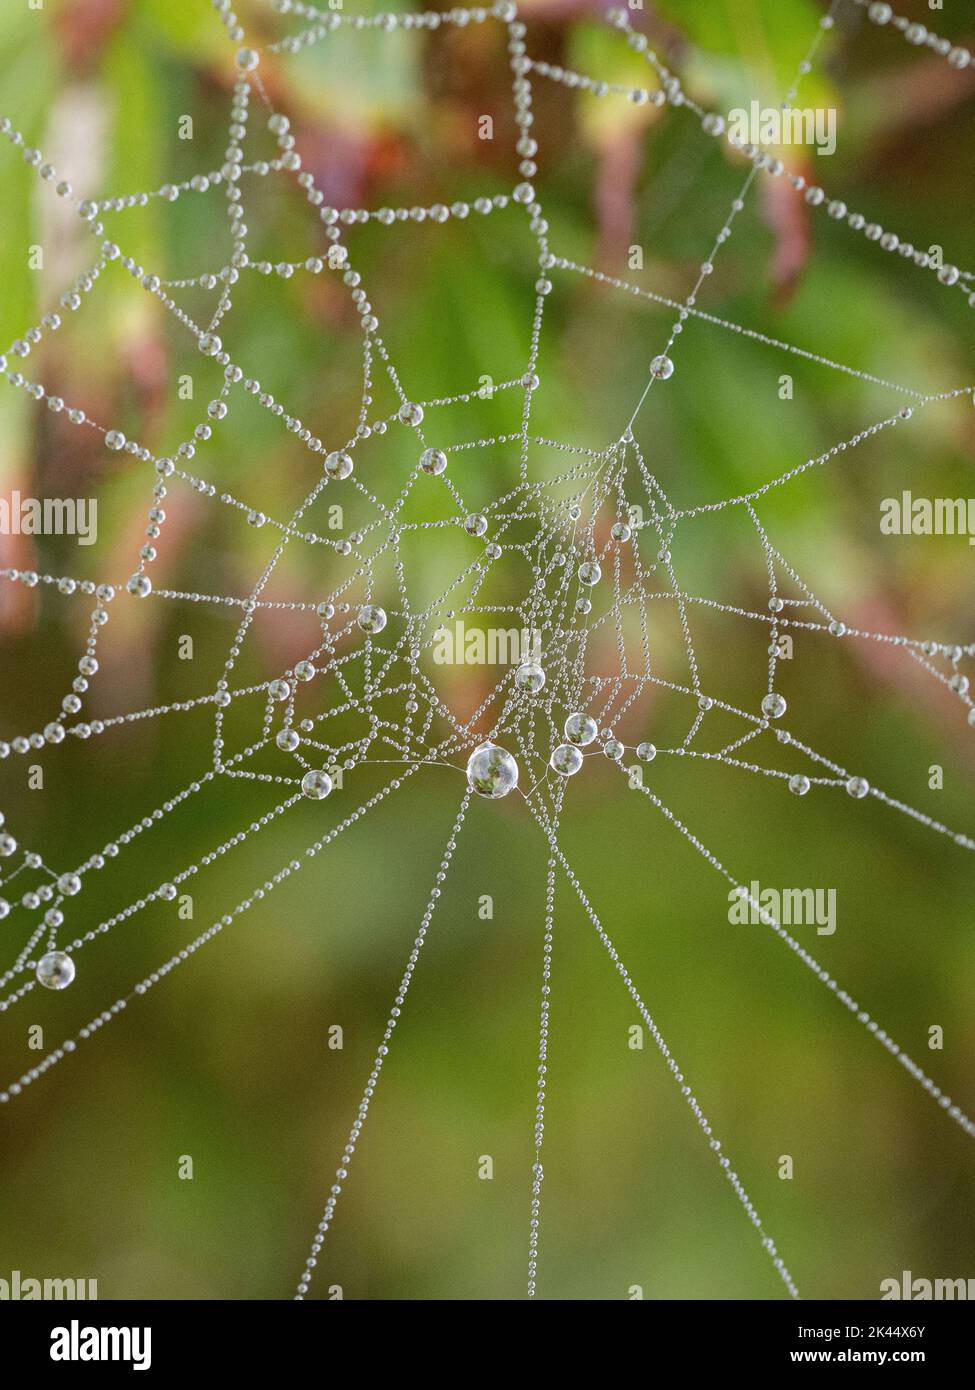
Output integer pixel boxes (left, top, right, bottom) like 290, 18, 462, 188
0, 0, 973, 1301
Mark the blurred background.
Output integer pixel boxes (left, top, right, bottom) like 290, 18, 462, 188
1, 0, 974, 1300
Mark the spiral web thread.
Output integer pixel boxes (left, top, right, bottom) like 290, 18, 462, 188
0, 0, 972, 1301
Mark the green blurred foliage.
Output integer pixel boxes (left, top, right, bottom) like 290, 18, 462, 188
0, 0, 973, 1300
